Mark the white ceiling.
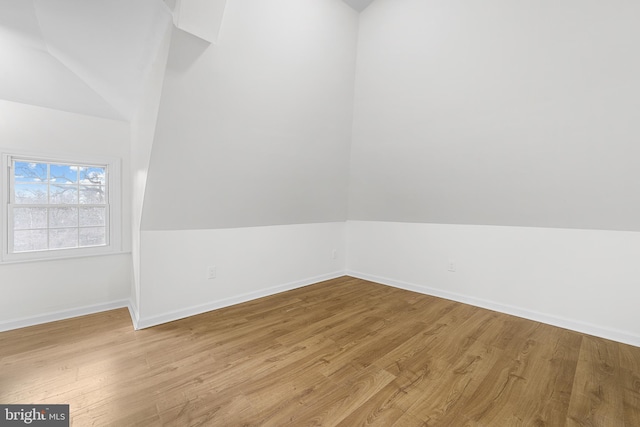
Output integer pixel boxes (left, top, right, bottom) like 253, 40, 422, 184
0, 0, 371, 121
0, 0, 171, 121
343, 0, 375, 12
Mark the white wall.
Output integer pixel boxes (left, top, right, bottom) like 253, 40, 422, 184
0, 255, 131, 331
130, 18, 173, 324
0, 100, 132, 330
4, 0, 638, 351
343, 0, 640, 347
133, 0, 358, 328
347, 221, 640, 347
349, 0, 640, 231
139, 222, 346, 327
142, 0, 358, 230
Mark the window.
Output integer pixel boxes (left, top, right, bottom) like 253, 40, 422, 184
2, 152, 121, 262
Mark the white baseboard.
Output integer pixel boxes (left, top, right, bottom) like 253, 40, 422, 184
0, 299, 130, 333
346, 270, 640, 348
8, 269, 636, 349
136, 271, 346, 330
127, 301, 140, 330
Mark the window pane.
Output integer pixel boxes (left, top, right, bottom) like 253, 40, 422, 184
50, 164, 78, 184
15, 184, 48, 204
79, 207, 105, 227
13, 207, 48, 230
79, 186, 105, 204
80, 167, 106, 185
50, 185, 78, 204
80, 227, 106, 247
9, 157, 112, 257
50, 228, 78, 249
50, 207, 78, 228
14, 162, 47, 183
14, 229, 47, 252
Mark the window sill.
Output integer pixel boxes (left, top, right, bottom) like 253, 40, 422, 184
0, 249, 132, 265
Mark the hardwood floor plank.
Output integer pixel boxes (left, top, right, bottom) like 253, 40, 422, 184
618, 340, 640, 427
302, 365, 396, 426
381, 306, 501, 406
1, 276, 638, 426
566, 335, 624, 426
159, 392, 254, 426
622, 369, 640, 427
202, 335, 339, 400
403, 337, 503, 423
390, 412, 430, 427
250, 365, 396, 426
459, 324, 581, 426
335, 380, 411, 427
373, 300, 475, 376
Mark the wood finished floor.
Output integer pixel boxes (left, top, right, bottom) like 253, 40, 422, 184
1, 276, 639, 426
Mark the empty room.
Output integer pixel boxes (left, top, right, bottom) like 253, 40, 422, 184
1, 0, 639, 425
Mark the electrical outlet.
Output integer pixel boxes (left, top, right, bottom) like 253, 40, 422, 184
207, 265, 216, 280
332, 249, 337, 260
448, 260, 456, 272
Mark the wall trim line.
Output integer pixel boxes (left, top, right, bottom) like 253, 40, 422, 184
127, 300, 140, 330
0, 299, 131, 333
346, 270, 640, 348
136, 271, 346, 329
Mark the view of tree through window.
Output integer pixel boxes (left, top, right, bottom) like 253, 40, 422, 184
11, 160, 108, 253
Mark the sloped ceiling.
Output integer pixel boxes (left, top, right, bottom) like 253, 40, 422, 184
0, 0, 171, 121
0, 0, 359, 121
343, 0, 375, 12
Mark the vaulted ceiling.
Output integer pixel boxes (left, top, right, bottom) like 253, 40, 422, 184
343, 0, 375, 12
0, 0, 372, 121
0, 0, 171, 121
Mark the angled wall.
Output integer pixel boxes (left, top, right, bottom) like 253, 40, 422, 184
349, 0, 640, 229
130, 17, 173, 325
138, 0, 358, 324
347, 0, 640, 345
172, 0, 228, 43
143, 0, 357, 231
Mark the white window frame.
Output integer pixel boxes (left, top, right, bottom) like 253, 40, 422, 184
1, 150, 122, 263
